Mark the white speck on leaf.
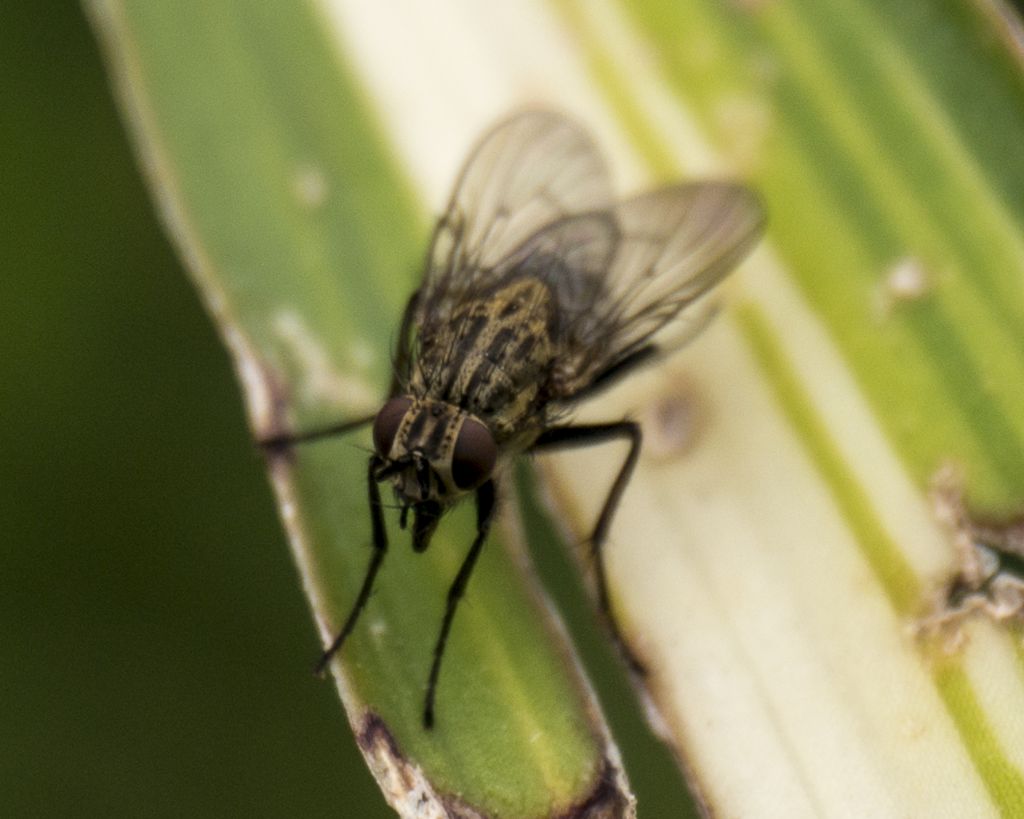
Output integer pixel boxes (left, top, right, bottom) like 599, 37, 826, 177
349, 337, 377, 369
369, 619, 388, 640
874, 256, 933, 318
273, 309, 379, 413
281, 500, 296, 523
292, 164, 329, 209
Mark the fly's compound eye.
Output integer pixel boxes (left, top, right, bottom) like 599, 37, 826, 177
373, 396, 412, 457
451, 417, 497, 490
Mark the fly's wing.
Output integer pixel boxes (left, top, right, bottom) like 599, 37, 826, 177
416, 112, 613, 332
554, 182, 765, 398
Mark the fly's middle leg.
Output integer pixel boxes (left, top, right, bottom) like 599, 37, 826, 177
531, 421, 646, 675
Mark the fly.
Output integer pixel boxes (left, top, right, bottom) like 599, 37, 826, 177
262, 111, 765, 728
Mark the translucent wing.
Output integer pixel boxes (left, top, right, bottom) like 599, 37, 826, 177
416, 111, 613, 328
555, 182, 765, 397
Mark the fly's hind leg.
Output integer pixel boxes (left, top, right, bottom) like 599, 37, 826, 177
531, 422, 646, 674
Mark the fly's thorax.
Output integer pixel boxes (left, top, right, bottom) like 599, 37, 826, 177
372, 395, 497, 503
412, 277, 557, 440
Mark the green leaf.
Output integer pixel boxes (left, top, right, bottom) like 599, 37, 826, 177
86, 1, 632, 816
89, 0, 1024, 815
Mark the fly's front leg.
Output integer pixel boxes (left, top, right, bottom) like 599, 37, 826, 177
260, 288, 420, 450
423, 479, 497, 729
531, 422, 645, 674
314, 455, 389, 675
259, 414, 375, 452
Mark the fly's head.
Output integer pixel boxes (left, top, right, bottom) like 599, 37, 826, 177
371, 395, 497, 551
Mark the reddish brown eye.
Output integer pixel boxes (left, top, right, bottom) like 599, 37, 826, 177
451, 417, 497, 490
373, 396, 412, 457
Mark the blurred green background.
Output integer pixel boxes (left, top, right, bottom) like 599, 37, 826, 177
0, 6, 391, 816
1, 6, 685, 816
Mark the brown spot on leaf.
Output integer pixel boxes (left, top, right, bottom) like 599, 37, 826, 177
918, 465, 1024, 647
641, 379, 703, 462
355, 712, 636, 818
554, 760, 635, 819
357, 712, 470, 818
